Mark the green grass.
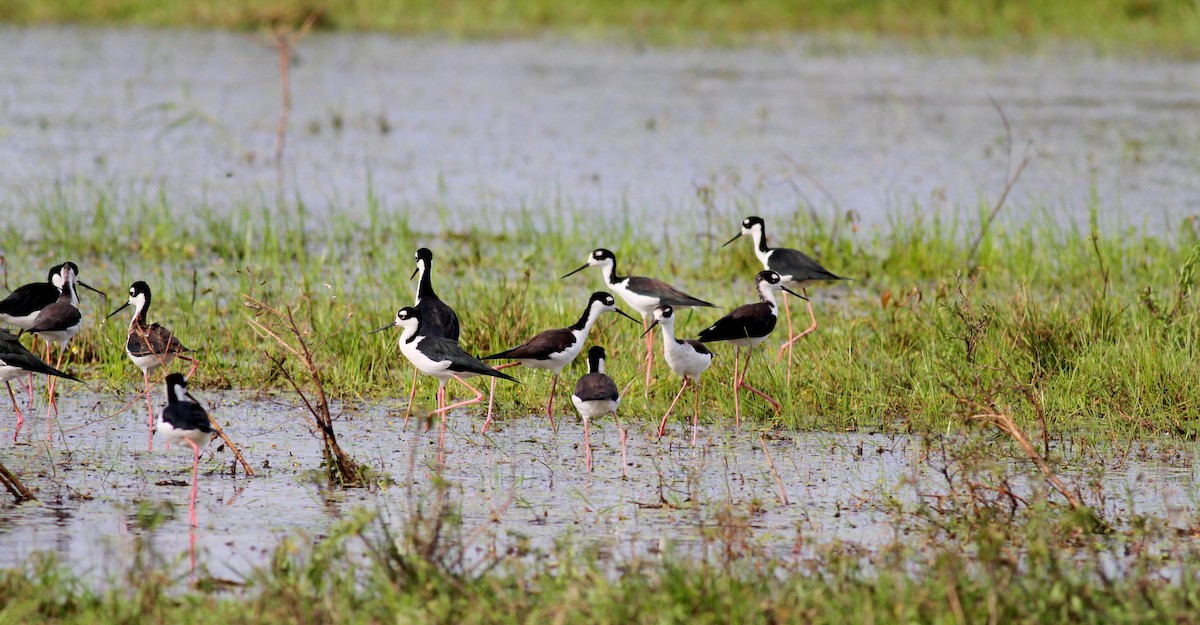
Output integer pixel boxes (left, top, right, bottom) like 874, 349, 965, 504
2, 190, 1198, 444
3, 0, 1200, 55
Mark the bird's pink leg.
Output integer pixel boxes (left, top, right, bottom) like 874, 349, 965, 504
692, 379, 701, 446
643, 317, 654, 396
8, 382, 24, 441
431, 375, 486, 416
400, 364, 420, 429
544, 374, 558, 433
778, 289, 817, 358
186, 438, 201, 527
738, 347, 781, 412
612, 411, 628, 480
482, 363, 521, 434
583, 418, 591, 474
45, 347, 65, 443
144, 370, 156, 451
733, 346, 741, 428
183, 356, 200, 380
656, 377, 690, 437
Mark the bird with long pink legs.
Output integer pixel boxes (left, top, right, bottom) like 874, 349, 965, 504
400, 248, 461, 428
26, 264, 85, 442
482, 291, 636, 433
107, 281, 199, 451
571, 346, 624, 476
1, 330, 80, 441
643, 305, 713, 445
697, 271, 804, 426
723, 216, 846, 372
0, 262, 104, 409
563, 249, 713, 396
157, 373, 212, 528
371, 307, 516, 448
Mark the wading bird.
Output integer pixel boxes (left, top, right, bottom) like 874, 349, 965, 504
372, 307, 516, 447
697, 271, 803, 425
107, 281, 199, 450
483, 291, 636, 432
563, 248, 713, 391
0, 330, 79, 441
724, 216, 845, 362
644, 305, 712, 444
157, 373, 212, 528
571, 346, 624, 474
402, 248, 462, 426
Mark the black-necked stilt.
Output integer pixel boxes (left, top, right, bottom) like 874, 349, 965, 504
643, 305, 713, 443
724, 216, 845, 360
571, 346, 624, 475
483, 291, 636, 432
563, 248, 714, 391
0, 262, 103, 405
107, 281, 199, 451
158, 373, 213, 528
697, 270, 803, 424
0, 262, 104, 330
371, 307, 517, 446
26, 264, 85, 436
403, 248, 462, 426
1, 329, 79, 441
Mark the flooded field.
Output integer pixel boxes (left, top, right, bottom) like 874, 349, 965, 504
1, 390, 1196, 579
1, 28, 1199, 232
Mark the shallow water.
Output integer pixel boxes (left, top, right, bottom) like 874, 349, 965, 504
2, 28, 1199, 232
1, 390, 1195, 579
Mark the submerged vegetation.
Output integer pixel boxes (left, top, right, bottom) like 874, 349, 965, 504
3, 0, 1200, 54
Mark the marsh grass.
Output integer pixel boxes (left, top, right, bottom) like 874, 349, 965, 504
5, 0, 1200, 56
3, 191, 1199, 445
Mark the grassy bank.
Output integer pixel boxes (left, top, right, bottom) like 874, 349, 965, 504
2, 192, 1198, 442
3, 0, 1200, 54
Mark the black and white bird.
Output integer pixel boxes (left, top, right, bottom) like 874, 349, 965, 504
402, 248, 463, 426
0, 262, 104, 330
157, 373, 213, 528
107, 281, 198, 451
372, 307, 516, 444
643, 305, 713, 443
571, 346, 624, 475
724, 216, 845, 360
0, 262, 103, 406
483, 291, 636, 432
1, 329, 79, 441
697, 270, 803, 424
25, 264, 85, 433
563, 248, 713, 390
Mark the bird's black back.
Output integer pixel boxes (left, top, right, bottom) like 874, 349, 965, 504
0, 283, 59, 317
697, 302, 777, 343
574, 372, 618, 402
421, 336, 518, 382
163, 400, 213, 434
414, 298, 461, 341
0, 331, 81, 381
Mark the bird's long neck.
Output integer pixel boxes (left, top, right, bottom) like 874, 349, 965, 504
601, 260, 623, 286
571, 302, 601, 333
415, 263, 436, 303
657, 318, 678, 343
589, 355, 606, 374
130, 298, 150, 328
756, 282, 779, 308
753, 226, 771, 254
399, 323, 420, 345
